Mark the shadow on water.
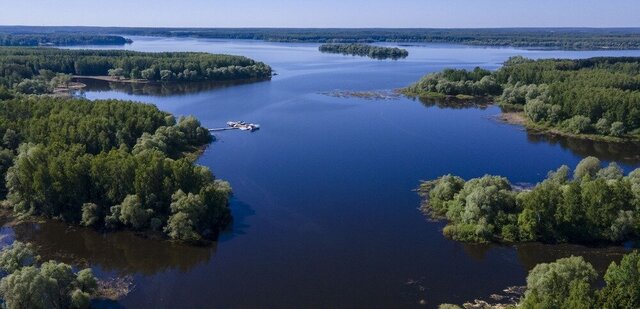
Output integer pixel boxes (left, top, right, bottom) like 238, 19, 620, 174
219, 198, 255, 242
409, 95, 640, 166
8, 218, 217, 276
526, 132, 640, 166
74, 78, 270, 97
460, 242, 629, 275
91, 299, 125, 309
413, 96, 492, 110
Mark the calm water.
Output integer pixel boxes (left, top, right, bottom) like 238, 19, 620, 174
10, 37, 640, 308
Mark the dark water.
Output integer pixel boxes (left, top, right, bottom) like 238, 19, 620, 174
8, 37, 640, 308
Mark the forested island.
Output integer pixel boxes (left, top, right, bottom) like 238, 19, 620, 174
3, 26, 640, 50
319, 43, 408, 60
0, 47, 272, 95
442, 251, 640, 309
0, 96, 232, 242
418, 157, 640, 244
0, 46, 256, 243
405, 57, 640, 140
0, 33, 132, 46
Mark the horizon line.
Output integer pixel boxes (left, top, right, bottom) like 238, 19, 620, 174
1, 25, 640, 30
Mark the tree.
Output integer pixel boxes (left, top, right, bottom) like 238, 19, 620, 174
140, 68, 156, 80
0, 242, 38, 274
0, 148, 14, 198
574, 157, 601, 180
524, 99, 550, 122
107, 68, 125, 79
165, 212, 200, 242
14, 79, 50, 94
597, 162, 623, 180
50, 74, 72, 88
563, 115, 592, 134
610, 122, 625, 137
160, 70, 174, 81
596, 118, 611, 135
80, 203, 100, 227
118, 194, 153, 230
597, 251, 640, 308
3, 129, 19, 149
0, 260, 96, 309
0, 85, 13, 100
521, 256, 597, 309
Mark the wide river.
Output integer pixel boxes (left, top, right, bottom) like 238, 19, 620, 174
8, 37, 640, 308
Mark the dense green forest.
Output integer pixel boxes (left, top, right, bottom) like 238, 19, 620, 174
0, 47, 272, 94
442, 251, 640, 309
418, 157, 640, 244
3, 26, 640, 50
405, 57, 640, 139
403, 67, 502, 99
0, 34, 132, 46
0, 241, 98, 308
0, 96, 231, 242
318, 43, 408, 60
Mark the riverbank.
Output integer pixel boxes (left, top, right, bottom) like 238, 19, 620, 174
73, 75, 151, 84
498, 111, 640, 143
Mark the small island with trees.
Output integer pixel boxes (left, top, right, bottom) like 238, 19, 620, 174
319, 43, 408, 60
404, 56, 640, 141
418, 157, 640, 244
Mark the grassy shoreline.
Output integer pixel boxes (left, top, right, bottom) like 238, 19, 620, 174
498, 111, 640, 143
402, 87, 640, 144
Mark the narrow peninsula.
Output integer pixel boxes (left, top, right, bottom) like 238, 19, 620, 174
404, 56, 640, 141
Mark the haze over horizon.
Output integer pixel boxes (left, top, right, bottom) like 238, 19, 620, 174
0, 0, 638, 28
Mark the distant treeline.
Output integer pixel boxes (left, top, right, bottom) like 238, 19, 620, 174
0, 33, 132, 46
405, 57, 640, 139
2, 26, 640, 50
319, 43, 408, 60
0, 47, 272, 94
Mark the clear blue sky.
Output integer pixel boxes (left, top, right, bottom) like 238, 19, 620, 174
1, 0, 638, 28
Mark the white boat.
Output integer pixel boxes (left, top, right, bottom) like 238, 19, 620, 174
227, 121, 260, 131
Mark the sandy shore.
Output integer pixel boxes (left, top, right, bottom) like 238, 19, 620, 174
73, 75, 150, 84
497, 112, 527, 125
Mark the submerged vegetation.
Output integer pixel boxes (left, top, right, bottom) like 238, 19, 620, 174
0, 33, 132, 46
4, 26, 640, 50
406, 57, 640, 140
442, 251, 640, 309
419, 157, 640, 244
319, 43, 408, 59
0, 47, 272, 95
